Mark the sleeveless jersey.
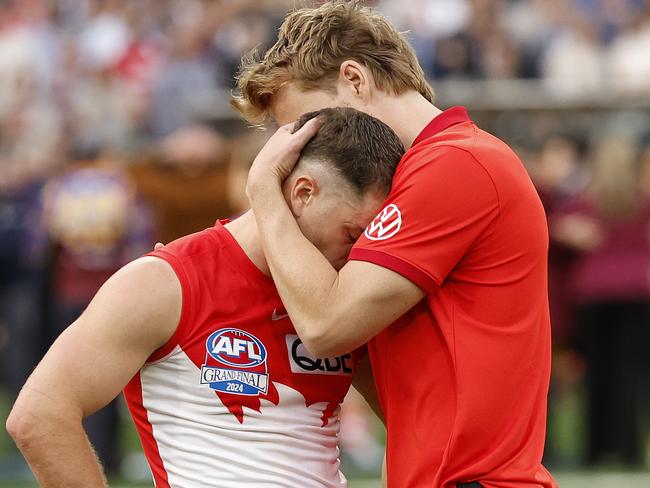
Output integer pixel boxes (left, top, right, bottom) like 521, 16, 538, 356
123, 221, 358, 488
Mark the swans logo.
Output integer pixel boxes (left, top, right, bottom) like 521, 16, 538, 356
364, 204, 402, 241
200, 328, 269, 396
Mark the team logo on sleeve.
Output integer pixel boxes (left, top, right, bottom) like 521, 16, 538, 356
364, 204, 402, 241
200, 328, 269, 396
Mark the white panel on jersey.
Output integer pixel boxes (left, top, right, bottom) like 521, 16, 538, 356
285, 335, 354, 376
140, 346, 348, 488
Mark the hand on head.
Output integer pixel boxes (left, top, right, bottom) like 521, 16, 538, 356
246, 117, 322, 201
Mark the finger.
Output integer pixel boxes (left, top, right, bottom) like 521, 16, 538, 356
289, 117, 322, 150
154, 242, 164, 250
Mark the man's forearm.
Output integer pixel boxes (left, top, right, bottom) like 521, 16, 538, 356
7, 388, 107, 488
250, 186, 341, 353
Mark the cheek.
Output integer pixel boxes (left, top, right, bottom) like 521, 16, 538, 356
298, 207, 330, 248
312, 218, 347, 255
297, 215, 318, 246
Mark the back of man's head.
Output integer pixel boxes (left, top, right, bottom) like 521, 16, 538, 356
292, 107, 404, 196
232, 1, 434, 123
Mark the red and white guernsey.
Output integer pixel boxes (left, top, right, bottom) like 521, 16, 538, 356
123, 221, 357, 488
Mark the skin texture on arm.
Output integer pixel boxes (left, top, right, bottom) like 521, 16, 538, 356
5, 257, 181, 488
247, 122, 424, 358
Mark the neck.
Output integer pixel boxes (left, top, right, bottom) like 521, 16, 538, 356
223, 210, 271, 276
376, 91, 442, 148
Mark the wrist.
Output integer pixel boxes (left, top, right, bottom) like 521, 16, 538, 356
247, 176, 284, 207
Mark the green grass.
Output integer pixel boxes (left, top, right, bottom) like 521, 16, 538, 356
2, 387, 649, 487
1, 472, 650, 487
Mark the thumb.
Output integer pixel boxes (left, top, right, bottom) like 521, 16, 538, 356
154, 242, 165, 250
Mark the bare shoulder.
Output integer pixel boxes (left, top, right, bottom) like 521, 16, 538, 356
81, 256, 182, 351
116, 256, 181, 296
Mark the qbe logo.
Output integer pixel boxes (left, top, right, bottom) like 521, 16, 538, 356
364, 204, 402, 241
200, 328, 269, 396
285, 335, 353, 376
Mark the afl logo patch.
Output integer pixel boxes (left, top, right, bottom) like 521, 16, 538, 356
200, 328, 269, 396
365, 204, 402, 241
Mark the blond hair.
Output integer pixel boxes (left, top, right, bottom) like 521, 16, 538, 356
231, 1, 435, 123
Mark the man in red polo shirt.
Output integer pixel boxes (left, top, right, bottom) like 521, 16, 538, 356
237, 2, 557, 488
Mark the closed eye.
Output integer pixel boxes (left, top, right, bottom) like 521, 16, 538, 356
348, 232, 362, 243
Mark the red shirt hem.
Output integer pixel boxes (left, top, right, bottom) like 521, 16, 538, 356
348, 248, 439, 295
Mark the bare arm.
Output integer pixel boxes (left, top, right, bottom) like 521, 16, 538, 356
352, 352, 384, 424
5, 257, 181, 487
246, 123, 424, 358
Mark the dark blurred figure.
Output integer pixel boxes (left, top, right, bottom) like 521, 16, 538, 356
551, 134, 650, 467
433, 32, 481, 79
530, 135, 588, 466
130, 124, 233, 243
148, 11, 219, 137
0, 163, 49, 401
0, 0, 63, 407
534, 135, 588, 341
40, 145, 153, 475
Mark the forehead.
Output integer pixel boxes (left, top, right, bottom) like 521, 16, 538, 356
270, 82, 339, 125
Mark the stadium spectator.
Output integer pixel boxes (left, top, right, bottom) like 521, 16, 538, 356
541, 15, 605, 95
551, 134, 650, 466
148, 7, 218, 137
607, 6, 650, 93
39, 144, 153, 474
129, 124, 232, 243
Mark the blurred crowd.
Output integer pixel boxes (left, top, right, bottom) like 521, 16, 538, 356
1, 0, 650, 480
508, 112, 650, 468
382, 0, 650, 93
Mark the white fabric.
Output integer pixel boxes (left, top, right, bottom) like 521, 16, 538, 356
139, 346, 347, 488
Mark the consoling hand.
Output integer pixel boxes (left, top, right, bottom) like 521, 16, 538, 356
246, 117, 321, 201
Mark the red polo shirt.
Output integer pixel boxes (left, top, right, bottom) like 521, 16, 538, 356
349, 107, 556, 488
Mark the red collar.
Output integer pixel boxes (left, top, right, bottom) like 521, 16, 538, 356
411, 106, 470, 147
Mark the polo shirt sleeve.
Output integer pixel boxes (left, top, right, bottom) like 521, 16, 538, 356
348, 146, 500, 294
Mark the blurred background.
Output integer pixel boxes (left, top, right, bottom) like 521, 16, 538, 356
0, 0, 649, 486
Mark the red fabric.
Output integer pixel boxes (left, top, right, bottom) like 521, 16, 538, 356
52, 252, 116, 303
124, 221, 358, 430
123, 374, 171, 488
349, 107, 556, 487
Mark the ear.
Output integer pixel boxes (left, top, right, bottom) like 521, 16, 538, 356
288, 175, 319, 218
339, 60, 373, 102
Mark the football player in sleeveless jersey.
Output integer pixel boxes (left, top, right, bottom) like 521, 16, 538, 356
7, 108, 403, 488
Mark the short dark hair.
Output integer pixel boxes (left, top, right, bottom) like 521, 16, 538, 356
293, 107, 404, 195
